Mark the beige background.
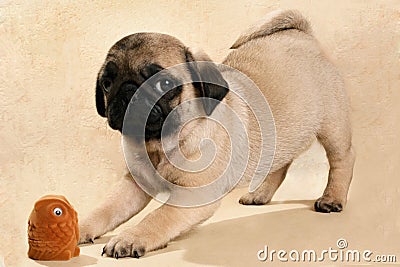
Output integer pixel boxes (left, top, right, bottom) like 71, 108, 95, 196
0, 0, 399, 266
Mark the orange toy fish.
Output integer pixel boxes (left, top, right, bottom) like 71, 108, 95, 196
27, 195, 80, 261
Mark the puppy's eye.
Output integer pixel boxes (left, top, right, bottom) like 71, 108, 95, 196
155, 78, 174, 93
101, 78, 112, 93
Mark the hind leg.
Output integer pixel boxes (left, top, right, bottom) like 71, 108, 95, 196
239, 163, 291, 205
315, 121, 355, 213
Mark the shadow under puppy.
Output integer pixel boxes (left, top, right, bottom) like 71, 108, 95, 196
79, 10, 355, 258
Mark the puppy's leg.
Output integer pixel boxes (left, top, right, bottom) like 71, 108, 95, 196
102, 201, 220, 258
239, 163, 291, 205
315, 120, 355, 213
79, 173, 151, 243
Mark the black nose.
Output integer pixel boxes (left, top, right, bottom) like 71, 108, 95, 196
121, 82, 137, 102
147, 104, 162, 124
122, 90, 168, 140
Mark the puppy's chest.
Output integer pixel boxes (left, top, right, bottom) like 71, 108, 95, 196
152, 144, 229, 187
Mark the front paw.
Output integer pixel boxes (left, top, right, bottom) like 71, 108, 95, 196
78, 224, 98, 244
239, 192, 271, 205
102, 230, 160, 259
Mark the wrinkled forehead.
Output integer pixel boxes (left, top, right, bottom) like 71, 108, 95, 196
106, 33, 189, 73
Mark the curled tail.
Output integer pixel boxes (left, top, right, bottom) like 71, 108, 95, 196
230, 9, 312, 49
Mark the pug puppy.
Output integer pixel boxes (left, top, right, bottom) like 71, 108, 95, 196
79, 10, 355, 258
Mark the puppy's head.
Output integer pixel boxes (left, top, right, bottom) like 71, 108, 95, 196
95, 33, 228, 140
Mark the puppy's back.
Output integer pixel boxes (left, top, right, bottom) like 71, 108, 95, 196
223, 10, 348, 171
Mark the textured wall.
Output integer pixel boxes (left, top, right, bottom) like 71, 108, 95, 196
0, 1, 399, 266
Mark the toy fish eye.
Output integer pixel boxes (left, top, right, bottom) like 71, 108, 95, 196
53, 207, 63, 216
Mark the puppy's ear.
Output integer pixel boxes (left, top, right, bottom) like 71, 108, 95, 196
185, 48, 229, 116
95, 61, 118, 117
95, 75, 106, 117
